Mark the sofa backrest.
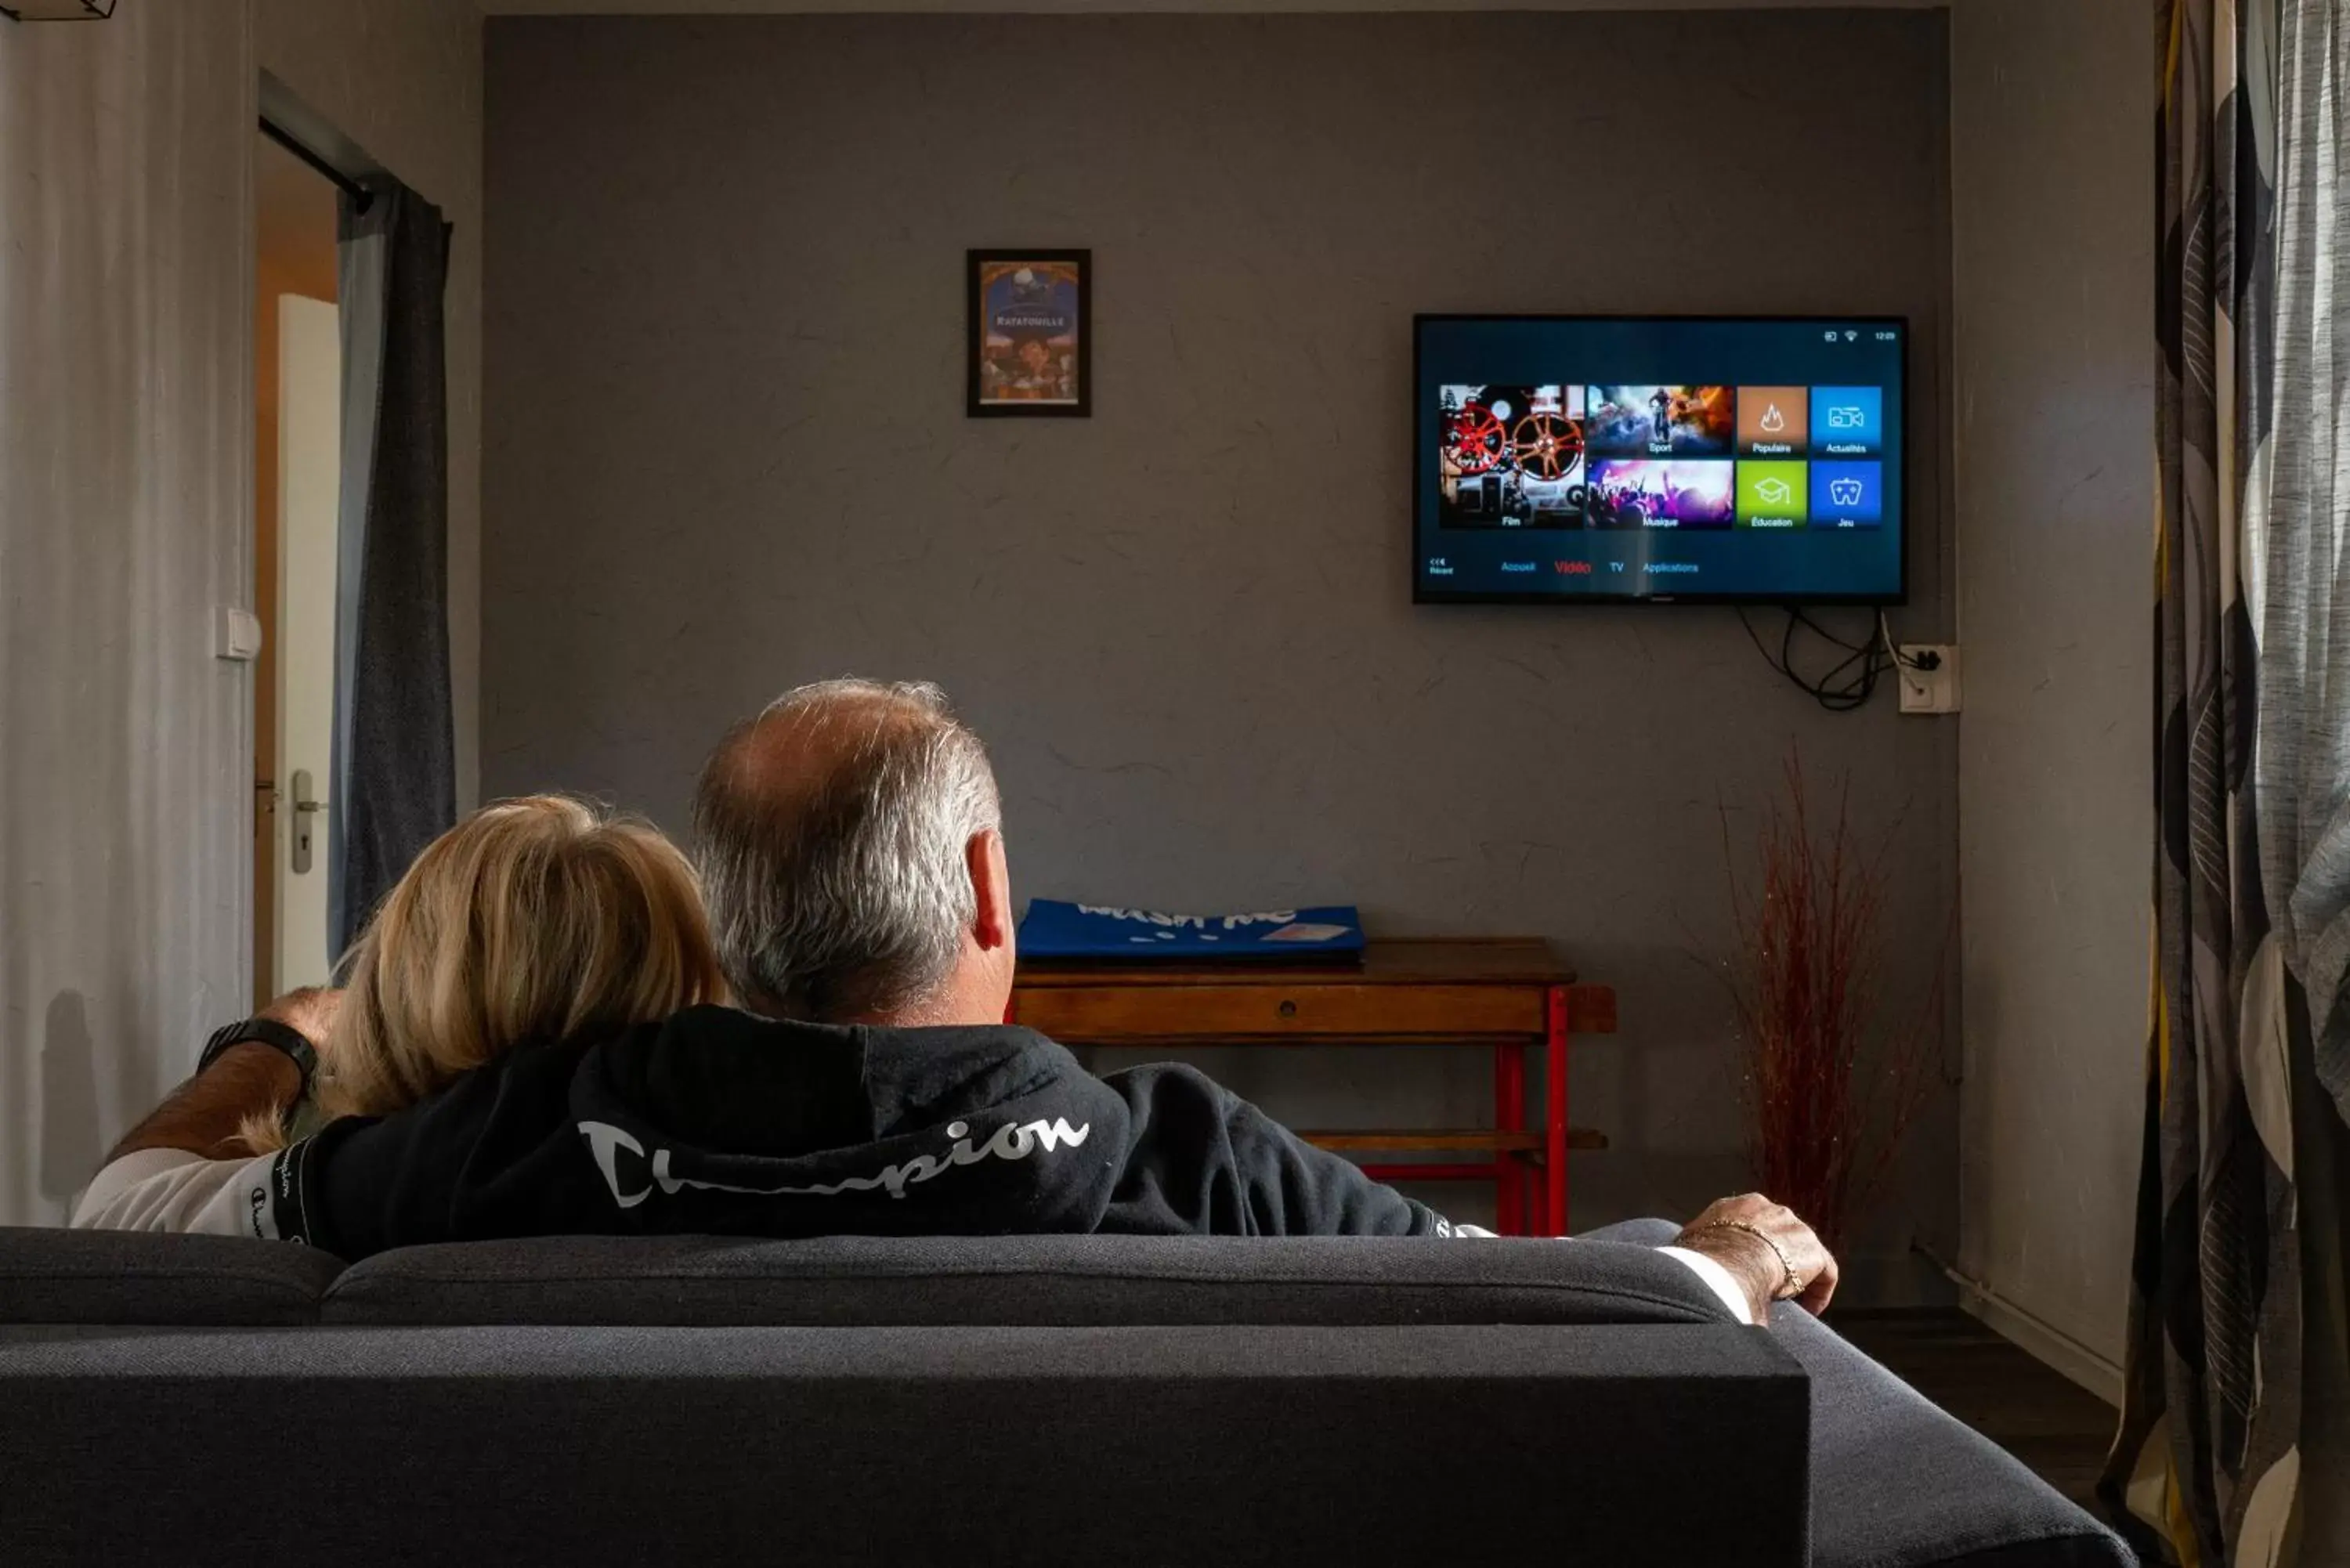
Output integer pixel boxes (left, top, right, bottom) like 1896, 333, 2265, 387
0, 1226, 1807, 1566
0, 1227, 1736, 1328
0, 1225, 342, 1326
322, 1231, 1739, 1327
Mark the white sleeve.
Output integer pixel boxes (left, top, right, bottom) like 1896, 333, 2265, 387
1432, 1220, 1755, 1324
1656, 1244, 1755, 1324
69, 1148, 283, 1238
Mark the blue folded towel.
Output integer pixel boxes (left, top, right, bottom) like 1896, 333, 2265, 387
1018, 900, 1365, 959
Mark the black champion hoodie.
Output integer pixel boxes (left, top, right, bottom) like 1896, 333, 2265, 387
265, 1005, 1465, 1260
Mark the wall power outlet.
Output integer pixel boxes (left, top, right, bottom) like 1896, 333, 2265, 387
1896, 645, 1960, 714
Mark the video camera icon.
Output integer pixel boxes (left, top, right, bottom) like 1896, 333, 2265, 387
1810, 388, 1882, 453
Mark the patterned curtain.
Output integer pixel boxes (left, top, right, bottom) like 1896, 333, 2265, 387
2108, 1, 2350, 1561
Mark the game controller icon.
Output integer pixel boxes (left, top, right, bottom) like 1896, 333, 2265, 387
1828, 477, 1866, 508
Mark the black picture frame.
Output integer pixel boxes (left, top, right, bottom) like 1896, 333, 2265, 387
967, 249, 1091, 417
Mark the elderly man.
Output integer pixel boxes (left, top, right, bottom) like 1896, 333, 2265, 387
75, 679, 1835, 1324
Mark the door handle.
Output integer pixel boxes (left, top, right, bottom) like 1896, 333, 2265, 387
290, 768, 327, 875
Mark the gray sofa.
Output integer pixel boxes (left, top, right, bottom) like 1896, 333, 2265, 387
0, 1219, 2129, 1567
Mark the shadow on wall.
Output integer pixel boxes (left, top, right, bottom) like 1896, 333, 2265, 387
38, 989, 99, 1209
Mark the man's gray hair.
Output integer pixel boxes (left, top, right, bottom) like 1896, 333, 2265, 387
692, 679, 1003, 1021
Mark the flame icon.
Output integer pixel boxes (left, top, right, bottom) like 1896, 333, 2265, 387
1759, 405, 1786, 433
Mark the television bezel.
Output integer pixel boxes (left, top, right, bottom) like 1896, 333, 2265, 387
1411, 313, 1912, 608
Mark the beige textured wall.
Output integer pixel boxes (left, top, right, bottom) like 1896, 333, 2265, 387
0, 1, 255, 1226
257, 0, 485, 812
1949, 0, 2153, 1389
483, 10, 1961, 1276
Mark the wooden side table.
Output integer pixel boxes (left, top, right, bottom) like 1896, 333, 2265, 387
1008, 937, 1616, 1236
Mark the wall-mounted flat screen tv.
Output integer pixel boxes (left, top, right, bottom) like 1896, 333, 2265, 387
1414, 316, 1907, 605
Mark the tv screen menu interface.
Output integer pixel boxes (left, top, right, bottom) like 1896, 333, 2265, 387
1415, 317, 1907, 603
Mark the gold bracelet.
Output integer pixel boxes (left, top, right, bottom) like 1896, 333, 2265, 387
1694, 1219, 1801, 1297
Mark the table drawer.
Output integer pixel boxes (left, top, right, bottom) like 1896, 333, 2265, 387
1012, 983, 1546, 1042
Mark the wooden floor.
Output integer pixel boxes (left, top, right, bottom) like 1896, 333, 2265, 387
1835, 1308, 2119, 1513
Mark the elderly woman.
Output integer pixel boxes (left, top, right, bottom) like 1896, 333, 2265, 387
73, 795, 724, 1232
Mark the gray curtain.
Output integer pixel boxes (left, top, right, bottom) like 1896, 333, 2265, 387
2258, 0, 2350, 1143
328, 181, 455, 956
2256, 1, 2350, 1559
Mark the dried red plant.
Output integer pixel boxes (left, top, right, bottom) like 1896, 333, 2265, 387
1723, 752, 1944, 1255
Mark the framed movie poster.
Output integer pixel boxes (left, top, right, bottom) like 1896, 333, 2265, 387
967, 250, 1090, 417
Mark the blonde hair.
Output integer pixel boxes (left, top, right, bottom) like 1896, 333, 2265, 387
238, 795, 723, 1154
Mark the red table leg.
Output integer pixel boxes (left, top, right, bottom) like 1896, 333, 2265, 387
1545, 985, 1568, 1237
1495, 1040, 1525, 1236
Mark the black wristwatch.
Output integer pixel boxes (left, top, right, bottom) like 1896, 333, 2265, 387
197, 1017, 320, 1093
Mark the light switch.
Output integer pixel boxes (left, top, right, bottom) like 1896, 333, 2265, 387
215, 605, 264, 662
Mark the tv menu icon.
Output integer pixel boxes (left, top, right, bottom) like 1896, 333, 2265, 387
1810, 461, 1883, 527
1810, 388, 1883, 456
1736, 462, 1807, 529
1736, 388, 1809, 457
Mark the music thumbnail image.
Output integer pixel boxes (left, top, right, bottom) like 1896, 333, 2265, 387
1437, 384, 1589, 528
1586, 385, 1734, 458
1586, 459, 1736, 529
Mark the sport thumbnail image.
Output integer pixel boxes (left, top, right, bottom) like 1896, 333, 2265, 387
1437, 385, 1589, 527
1586, 459, 1735, 529
1586, 385, 1734, 458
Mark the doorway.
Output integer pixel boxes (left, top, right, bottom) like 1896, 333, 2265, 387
253, 129, 340, 1003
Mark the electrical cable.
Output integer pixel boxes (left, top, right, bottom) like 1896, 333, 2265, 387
1736, 605, 1922, 713
0, 1, 119, 18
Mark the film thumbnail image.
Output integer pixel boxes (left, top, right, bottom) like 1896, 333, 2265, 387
1586, 459, 1735, 529
1586, 385, 1734, 458
1437, 385, 1589, 527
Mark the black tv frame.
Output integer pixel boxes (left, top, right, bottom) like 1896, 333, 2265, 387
1411, 313, 1912, 608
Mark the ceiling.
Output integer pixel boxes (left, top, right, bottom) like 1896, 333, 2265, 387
480, 1, 1938, 14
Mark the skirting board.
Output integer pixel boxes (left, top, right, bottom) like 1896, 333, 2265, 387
1837, 1248, 1959, 1310
1958, 1284, 2124, 1409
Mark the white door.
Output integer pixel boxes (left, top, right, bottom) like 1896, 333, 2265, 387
274, 294, 339, 991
